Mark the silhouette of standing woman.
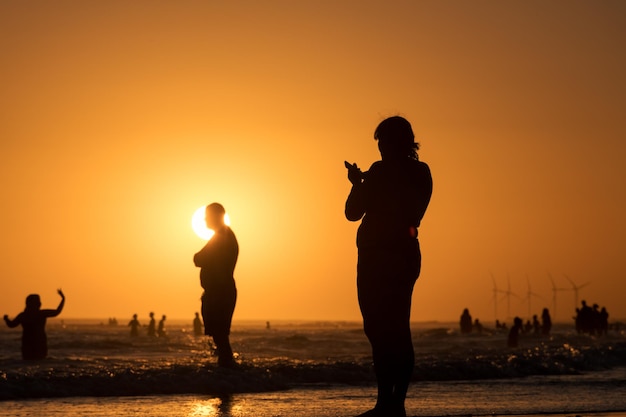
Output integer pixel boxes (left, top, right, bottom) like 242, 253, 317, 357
3, 289, 66, 360
194, 202, 238, 367
345, 116, 432, 417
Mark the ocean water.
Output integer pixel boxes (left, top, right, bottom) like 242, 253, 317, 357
1, 319, 625, 416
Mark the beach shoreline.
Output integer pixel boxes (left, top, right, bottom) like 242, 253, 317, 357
2, 320, 625, 416
1, 388, 626, 417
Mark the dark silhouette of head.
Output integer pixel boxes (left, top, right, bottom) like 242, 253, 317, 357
374, 116, 419, 161
25, 294, 41, 311
205, 202, 227, 231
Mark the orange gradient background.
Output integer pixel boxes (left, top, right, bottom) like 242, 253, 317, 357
1, 1, 625, 325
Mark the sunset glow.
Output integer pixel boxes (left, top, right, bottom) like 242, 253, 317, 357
1, 1, 625, 324
192, 206, 232, 240
191, 206, 214, 241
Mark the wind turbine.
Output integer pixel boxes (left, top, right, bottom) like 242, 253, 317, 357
564, 274, 590, 311
491, 272, 507, 321
521, 275, 543, 319
548, 272, 569, 322
500, 274, 520, 320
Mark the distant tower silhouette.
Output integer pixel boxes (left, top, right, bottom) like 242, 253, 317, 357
501, 274, 519, 320
491, 272, 507, 321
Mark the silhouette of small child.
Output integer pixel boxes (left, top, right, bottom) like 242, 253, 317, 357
3, 289, 66, 360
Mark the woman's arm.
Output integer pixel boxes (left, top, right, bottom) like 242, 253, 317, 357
52, 289, 65, 316
194, 246, 210, 268
4, 313, 21, 328
345, 183, 366, 221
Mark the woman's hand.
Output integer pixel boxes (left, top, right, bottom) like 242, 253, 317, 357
345, 161, 363, 185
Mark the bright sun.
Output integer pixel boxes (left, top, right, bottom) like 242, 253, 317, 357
191, 206, 231, 240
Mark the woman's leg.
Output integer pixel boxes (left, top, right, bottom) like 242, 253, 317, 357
357, 244, 420, 417
213, 332, 234, 367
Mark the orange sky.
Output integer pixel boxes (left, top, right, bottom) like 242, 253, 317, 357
1, 1, 625, 325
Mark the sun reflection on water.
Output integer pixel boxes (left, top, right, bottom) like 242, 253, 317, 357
188, 398, 220, 416
187, 396, 243, 416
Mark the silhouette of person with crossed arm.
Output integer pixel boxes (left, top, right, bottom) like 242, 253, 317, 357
345, 116, 432, 417
4, 289, 66, 360
194, 202, 239, 367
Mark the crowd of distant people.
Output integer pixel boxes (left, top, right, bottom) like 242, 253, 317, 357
461, 307, 553, 339
505, 309, 552, 348
574, 300, 609, 336
460, 300, 612, 349
124, 311, 207, 339
125, 311, 172, 338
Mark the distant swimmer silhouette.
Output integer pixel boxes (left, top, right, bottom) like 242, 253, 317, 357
158, 315, 167, 338
473, 318, 483, 334
541, 308, 552, 336
147, 312, 156, 337
194, 202, 239, 368
532, 315, 541, 334
345, 116, 433, 417
128, 314, 141, 337
193, 312, 203, 336
460, 308, 473, 334
507, 317, 523, 348
3, 289, 66, 360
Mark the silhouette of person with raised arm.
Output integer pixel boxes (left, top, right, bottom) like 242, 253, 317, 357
194, 202, 239, 368
345, 116, 433, 417
3, 289, 66, 360
193, 312, 203, 336
128, 314, 141, 337
147, 312, 156, 337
